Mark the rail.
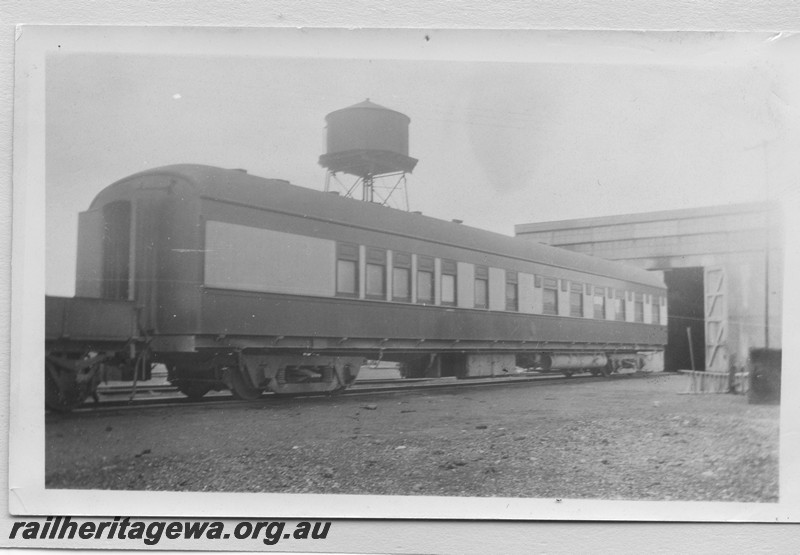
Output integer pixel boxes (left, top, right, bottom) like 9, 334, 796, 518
61, 371, 636, 413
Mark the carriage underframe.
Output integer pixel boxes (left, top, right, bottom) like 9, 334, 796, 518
46, 308, 654, 411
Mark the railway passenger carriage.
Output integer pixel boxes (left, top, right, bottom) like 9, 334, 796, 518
45, 164, 667, 410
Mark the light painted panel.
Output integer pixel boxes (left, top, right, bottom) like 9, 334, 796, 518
434, 258, 442, 305
558, 281, 570, 317
205, 221, 336, 297
488, 267, 506, 311
457, 262, 475, 309
518, 273, 535, 314
411, 254, 418, 302
582, 291, 593, 319
533, 283, 544, 314
358, 245, 366, 299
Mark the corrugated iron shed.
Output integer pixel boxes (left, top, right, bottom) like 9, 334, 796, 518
515, 203, 782, 372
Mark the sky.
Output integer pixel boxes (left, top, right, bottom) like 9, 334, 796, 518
43, 29, 800, 296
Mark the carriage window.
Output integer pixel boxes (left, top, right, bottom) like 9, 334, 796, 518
614, 290, 625, 321
392, 252, 411, 302
593, 287, 606, 319
506, 271, 518, 312
570, 282, 584, 317
366, 248, 387, 299
542, 277, 558, 315
336, 243, 359, 297
474, 265, 488, 309
102, 201, 131, 300
634, 293, 645, 323
441, 259, 457, 306
417, 255, 434, 304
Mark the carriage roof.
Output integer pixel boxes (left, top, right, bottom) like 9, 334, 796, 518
95, 164, 665, 289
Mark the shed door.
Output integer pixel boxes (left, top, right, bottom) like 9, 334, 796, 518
704, 266, 728, 371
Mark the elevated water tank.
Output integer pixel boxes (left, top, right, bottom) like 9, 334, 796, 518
319, 99, 418, 178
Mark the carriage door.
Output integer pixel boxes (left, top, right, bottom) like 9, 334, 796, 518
704, 266, 728, 371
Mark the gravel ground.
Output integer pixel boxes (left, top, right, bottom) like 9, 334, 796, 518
45, 373, 779, 502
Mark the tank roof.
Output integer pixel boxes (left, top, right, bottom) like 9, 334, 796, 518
349, 99, 387, 109
325, 99, 410, 120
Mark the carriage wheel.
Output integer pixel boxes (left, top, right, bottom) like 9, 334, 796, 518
225, 364, 263, 400
45, 359, 88, 412
175, 380, 212, 400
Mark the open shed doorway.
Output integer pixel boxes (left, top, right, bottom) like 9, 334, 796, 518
663, 267, 706, 372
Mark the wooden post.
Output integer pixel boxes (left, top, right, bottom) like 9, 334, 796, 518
687, 327, 696, 371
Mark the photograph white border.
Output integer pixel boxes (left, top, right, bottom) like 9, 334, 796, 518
9, 25, 800, 525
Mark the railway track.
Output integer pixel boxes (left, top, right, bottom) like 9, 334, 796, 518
57, 371, 639, 414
